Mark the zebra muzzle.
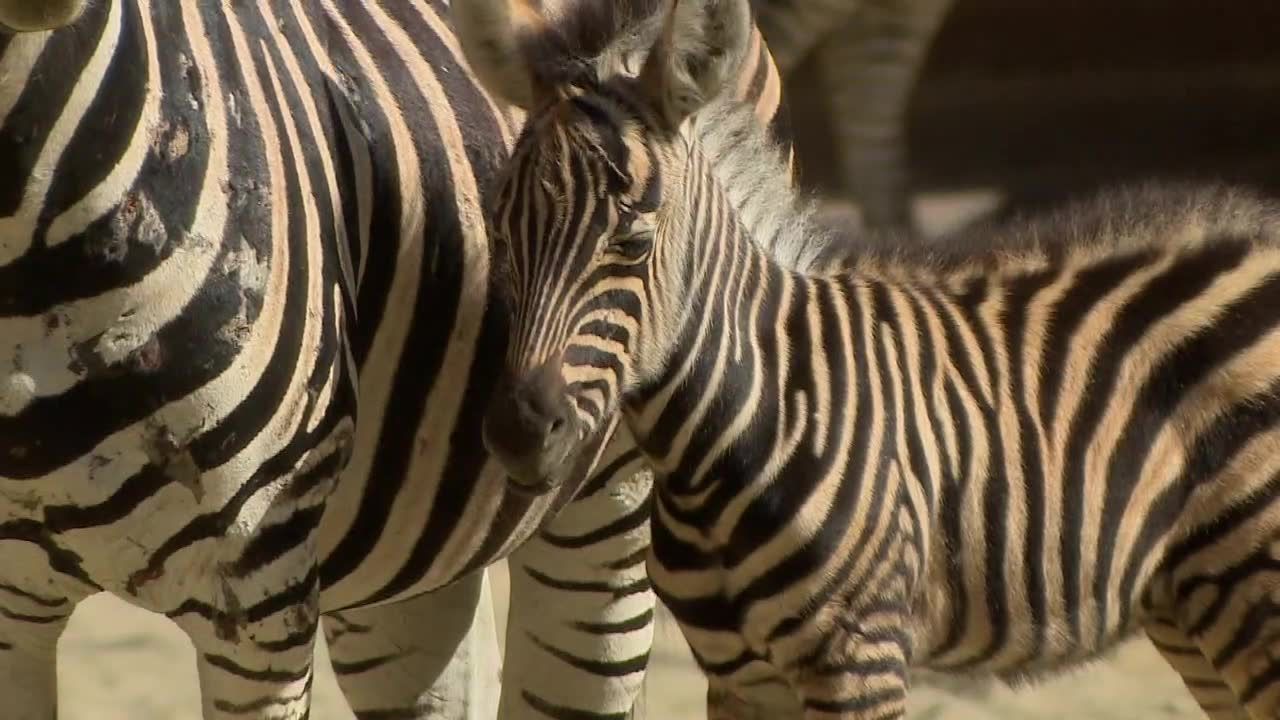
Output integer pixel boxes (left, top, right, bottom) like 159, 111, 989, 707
482, 364, 581, 494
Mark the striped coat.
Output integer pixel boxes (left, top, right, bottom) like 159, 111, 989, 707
0, 1, 791, 717
459, 0, 1280, 717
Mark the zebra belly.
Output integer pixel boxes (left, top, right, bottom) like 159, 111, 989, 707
907, 513, 1211, 682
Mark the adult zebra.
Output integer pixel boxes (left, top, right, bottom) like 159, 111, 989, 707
0, 0, 792, 717
754, 0, 954, 237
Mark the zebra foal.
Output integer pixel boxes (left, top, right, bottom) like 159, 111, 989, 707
461, 0, 1280, 717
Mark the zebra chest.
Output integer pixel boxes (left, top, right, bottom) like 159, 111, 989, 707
649, 488, 806, 662
647, 524, 772, 673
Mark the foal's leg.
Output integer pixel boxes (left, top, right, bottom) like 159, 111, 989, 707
789, 632, 909, 720
1144, 614, 1248, 719
1179, 572, 1280, 719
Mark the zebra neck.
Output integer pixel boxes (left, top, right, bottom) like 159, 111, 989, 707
628, 211, 968, 528
625, 191, 819, 496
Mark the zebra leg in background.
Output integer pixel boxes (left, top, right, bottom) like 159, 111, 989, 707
0, 582, 74, 720
752, 0, 863, 73
815, 0, 953, 236
322, 570, 502, 720
499, 446, 655, 719
1143, 615, 1248, 719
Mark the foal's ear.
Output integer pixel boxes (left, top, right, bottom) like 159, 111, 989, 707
637, 0, 752, 132
454, 0, 555, 109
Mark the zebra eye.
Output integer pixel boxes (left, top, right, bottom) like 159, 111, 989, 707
608, 230, 651, 261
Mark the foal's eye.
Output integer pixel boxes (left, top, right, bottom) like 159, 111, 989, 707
608, 231, 650, 260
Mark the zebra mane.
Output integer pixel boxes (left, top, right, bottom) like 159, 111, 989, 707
686, 97, 840, 274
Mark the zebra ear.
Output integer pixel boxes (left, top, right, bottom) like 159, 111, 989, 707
454, 0, 553, 109
638, 0, 752, 131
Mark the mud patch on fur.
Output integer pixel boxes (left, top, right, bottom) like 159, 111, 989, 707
94, 191, 169, 262
141, 421, 204, 503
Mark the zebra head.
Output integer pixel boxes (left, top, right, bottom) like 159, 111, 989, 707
456, 0, 754, 491
0, 0, 87, 32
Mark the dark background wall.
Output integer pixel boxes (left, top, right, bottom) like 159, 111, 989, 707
788, 0, 1280, 215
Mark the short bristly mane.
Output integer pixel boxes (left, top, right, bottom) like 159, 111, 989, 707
684, 96, 1280, 281
842, 181, 1280, 283
685, 95, 839, 274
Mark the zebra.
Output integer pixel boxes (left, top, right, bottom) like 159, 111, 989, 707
753, 0, 954, 237
0, 0, 794, 717
460, 0, 1280, 718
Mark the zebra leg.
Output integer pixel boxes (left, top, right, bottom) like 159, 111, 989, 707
815, 0, 953, 236
1176, 574, 1280, 720
1144, 615, 1248, 719
0, 582, 74, 720
753, 0, 865, 73
169, 539, 322, 719
322, 569, 502, 720
788, 630, 909, 720
498, 452, 655, 718
180, 582, 320, 719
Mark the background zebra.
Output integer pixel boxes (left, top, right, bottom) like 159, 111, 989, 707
458, 0, 1280, 717
0, 0, 793, 717
753, 0, 954, 236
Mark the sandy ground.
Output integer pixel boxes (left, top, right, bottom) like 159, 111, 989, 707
50, 193, 1208, 718
57, 560, 1205, 720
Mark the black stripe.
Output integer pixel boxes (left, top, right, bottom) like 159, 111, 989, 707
202, 651, 310, 684
0, 582, 66, 608
540, 500, 649, 549
231, 503, 325, 579
330, 652, 404, 677
212, 672, 312, 714
982, 267, 1057, 665
354, 705, 440, 720
574, 608, 654, 635
929, 380, 973, 659
0, 519, 98, 588
732, 279, 863, 617
520, 691, 633, 720
1035, 251, 1157, 434
530, 633, 648, 677
0, 0, 110, 216
38, 0, 150, 242
522, 566, 650, 600
573, 448, 644, 500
